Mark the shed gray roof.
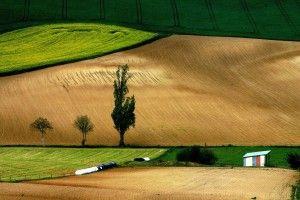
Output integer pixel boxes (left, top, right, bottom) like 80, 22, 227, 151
243, 150, 271, 158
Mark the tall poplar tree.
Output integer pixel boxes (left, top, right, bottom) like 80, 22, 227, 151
111, 65, 136, 147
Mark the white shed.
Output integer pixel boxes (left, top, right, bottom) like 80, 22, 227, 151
243, 150, 271, 167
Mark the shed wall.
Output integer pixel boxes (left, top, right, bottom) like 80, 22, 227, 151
244, 157, 253, 166
260, 155, 265, 166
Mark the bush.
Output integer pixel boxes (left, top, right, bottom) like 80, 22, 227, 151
287, 153, 300, 170
176, 146, 217, 165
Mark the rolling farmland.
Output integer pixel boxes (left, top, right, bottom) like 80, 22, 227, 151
0, 35, 299, 146
0, 147, 166, 181
0, 0, 299, 40
0, 1, 299, 199
0, 0, 299, 199
0, 23, 157, 74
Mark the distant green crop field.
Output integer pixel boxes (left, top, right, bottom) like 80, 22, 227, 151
152, 146, 300, 168
0, 23, 158, 74
0, 0, 299, 41
0, 147, 166, 182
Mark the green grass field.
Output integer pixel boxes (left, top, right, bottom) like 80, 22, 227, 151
0, 23, 158, 74
144, 146, 300, 168
0, 147, 166, 182
0, 146, 298, 182
1, 0, 299, 41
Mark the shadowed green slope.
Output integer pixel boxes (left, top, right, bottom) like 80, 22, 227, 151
1, 0, 299, 40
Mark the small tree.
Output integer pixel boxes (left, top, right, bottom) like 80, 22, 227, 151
176, 146, 217, 165
287, 153, 300, 170
111, 65, 136, 147
30, 117, 53, 146
74, 115, 94, 146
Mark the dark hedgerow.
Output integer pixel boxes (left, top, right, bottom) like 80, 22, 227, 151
287, 153, 300, 170
176, 146, 217, 165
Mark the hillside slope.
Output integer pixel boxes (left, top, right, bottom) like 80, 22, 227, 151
0, 35, 299, 146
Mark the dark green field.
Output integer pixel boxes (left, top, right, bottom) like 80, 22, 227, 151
1, 0, 299, 40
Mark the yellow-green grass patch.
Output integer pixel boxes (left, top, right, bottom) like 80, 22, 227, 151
0, 23, 158, 74
0, 147, 166, 182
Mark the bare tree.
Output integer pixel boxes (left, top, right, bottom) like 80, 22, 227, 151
30, 117, 53, 146
74, 115, 94, 146
111, 65, 136, 147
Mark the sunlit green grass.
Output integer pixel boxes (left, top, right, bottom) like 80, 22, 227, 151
0, 147, 166, 182
0, 23, 158, 74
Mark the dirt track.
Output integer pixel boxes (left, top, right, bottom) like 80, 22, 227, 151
0, 35, 299, 145
0, 167, 298, 200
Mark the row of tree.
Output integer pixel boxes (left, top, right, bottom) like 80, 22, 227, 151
30, 65, 135, 147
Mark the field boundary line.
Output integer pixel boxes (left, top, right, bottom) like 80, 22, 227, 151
65, 0, 68, 20
62, 0, 66, 19
275, 0, 297, 33
240, 0, 259, 35
22, 0, 27, 21
27, 0, 30, 21
136, 0, 142, 24
23, 0, 30, 21
62, 0, 64, 19
205, 0, 218, 31
66, 0, 68, 19
99, 0, 104, 20
170, 0, 180, 27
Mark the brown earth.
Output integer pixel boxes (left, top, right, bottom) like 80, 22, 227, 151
0, 167, 298, 200
0, 35, 299, 146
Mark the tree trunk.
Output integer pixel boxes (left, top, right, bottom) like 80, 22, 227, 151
119, 132, 125, 147
41, 132, 45, 147
82, 133, 86, 146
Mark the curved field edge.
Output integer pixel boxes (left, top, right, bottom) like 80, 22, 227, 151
0, 22, 162, 75
0, 147, 166, 182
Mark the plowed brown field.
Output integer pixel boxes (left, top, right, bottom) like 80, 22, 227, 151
0, 35, 299, 145
0, 167, 298, 200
